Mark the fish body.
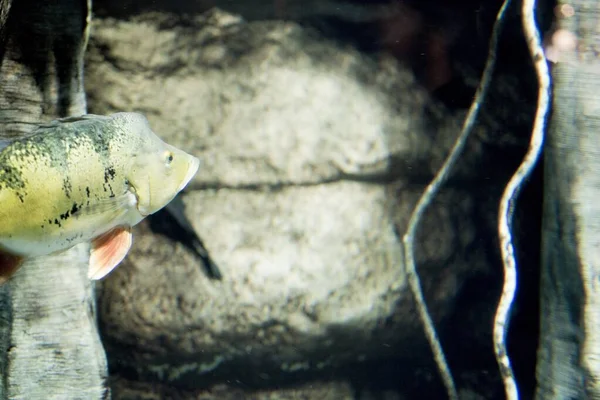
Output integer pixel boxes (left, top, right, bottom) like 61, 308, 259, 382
0, 112, 199, 283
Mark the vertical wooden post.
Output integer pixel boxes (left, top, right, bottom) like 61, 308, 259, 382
537, 0, 600, 398
0, 0, 109, 398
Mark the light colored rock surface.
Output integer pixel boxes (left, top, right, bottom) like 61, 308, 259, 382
88, 8, 494, 395
86, 11, 460, 187
102, 183, 406, 367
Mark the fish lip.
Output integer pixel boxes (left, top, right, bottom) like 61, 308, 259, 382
177, 156, 200, 193
130, 187, 150, 217
138, 206, 150, 217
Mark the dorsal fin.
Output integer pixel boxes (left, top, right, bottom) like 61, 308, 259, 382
36, 114, 109, 129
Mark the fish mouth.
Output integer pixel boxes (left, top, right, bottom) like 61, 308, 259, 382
129, 186, 149, 217
177, 156, 200, 193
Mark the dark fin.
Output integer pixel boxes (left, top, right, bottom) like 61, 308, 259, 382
0, 252, 24, 285
34, 115, 110, 135
149, 195, 222, 280
38, 114, 108, 128
88, 226, 132, 280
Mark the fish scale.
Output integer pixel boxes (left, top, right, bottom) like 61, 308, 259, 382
0, 112, 200, 283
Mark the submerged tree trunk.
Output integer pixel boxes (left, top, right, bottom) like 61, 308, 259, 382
0, 0, 109, 398
537, 1, 600, 398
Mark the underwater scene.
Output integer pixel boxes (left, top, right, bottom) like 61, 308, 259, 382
0, 0, 593, 399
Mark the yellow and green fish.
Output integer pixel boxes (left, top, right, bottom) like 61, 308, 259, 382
0, 112, 199, 284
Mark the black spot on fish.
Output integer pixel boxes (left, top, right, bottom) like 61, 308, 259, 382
62, 178, 72, 198
104, 166, 116, 184
85, 187, 90, 198
59, 202, 83, 221
53, 218, 61, 227
88, 128, 111, 156
103, 182, 115, 198
65, 235, 78, 244
0, 165, 27, 201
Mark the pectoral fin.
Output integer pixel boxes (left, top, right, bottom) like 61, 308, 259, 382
84, 191, 136, 221
88, 227, 132, 280
0, 251, 24, 285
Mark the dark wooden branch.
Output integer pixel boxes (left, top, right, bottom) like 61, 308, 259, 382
0, 0, 109, 398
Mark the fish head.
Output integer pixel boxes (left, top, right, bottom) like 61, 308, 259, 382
122, 117, 200, 217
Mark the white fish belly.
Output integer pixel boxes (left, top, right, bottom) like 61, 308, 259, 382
0, 194, 144, 257
0, 234, 91, 256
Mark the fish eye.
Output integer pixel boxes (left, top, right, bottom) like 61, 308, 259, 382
165, 151, 174, 165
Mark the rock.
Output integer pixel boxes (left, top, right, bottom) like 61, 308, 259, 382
92, 0, 404, 24
110, 377, 358, 400
152, 198, 222, 280
85, 10, 462, 186
88, 8, 500, 397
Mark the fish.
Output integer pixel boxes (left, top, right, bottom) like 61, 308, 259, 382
0, 112, 200, 284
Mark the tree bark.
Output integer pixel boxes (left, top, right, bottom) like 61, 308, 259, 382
537, 1, 600, 398
0, 0, 109, 398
